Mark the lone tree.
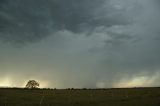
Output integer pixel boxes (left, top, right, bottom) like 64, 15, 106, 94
26, 80, 40, 89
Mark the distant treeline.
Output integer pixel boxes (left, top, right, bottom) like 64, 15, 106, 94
0, 87, 160, 90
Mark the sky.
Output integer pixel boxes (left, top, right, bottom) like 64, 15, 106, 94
0, 0, 160, 88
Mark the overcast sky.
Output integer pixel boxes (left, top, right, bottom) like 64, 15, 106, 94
0, 0, 160, 88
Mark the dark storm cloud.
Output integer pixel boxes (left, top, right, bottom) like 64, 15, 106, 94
0, 0, 160, 88
0, 0, 53, 44
0, 0, 141, 44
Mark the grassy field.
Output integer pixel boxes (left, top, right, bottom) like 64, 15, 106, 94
0, 88, 160, 106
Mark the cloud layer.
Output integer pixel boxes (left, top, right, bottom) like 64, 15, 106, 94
0, 0, 160, 88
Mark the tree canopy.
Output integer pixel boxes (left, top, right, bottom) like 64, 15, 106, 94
25, 80, 39, 89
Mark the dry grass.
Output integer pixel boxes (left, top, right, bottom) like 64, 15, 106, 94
0, 88, 160, 106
